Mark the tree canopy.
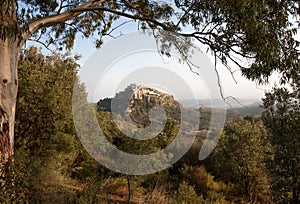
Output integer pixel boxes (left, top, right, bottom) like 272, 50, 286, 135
15, 46, 79, 156
212, 119, 270, 202
262, 86, 300, 204
1, 0, 298, 83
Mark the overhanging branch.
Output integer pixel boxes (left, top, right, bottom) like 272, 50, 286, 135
20, 0, 173, 49
20, 0, 257, 78
20, 0, 107, 48
71, 6, 170, 30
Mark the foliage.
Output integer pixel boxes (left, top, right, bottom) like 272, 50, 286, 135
7, 45, 296, 203
176, 181, 200, 203
178, 164, 229, 202
0, 46, 83, 202
180, 165, 209, 195
262, 87, 300, 204
0, 0, 298, 84
0, 5, 299, 202
96, 111, 179, 155
15, 46, 79, 157
178, 0, 299, 84
212, 119, 270, 202
14, 0, 175, 49
0, 153, 30, 204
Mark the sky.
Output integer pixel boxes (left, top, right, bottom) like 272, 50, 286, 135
27, 18, 278, 103
72, 28, 276, 103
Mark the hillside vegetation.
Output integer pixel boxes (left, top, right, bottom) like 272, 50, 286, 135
1, 48, 298, 204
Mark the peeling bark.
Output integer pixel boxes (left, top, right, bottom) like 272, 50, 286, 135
0, 38, 18, 161
0, 0, 18, 162
0, 107, 10, 159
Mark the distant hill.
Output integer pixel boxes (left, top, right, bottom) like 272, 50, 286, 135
97, 84, 181, 126
181, 98, 261, 109
231, 102, 264, 116
97, 85, 263, 131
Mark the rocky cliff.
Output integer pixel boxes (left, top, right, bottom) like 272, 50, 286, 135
97, 84, 181, 126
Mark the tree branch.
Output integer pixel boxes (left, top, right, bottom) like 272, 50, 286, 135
20, 0, 174, 50
27, 38, 54, 53
175, 0, 197, 28
72, 6, 170, 30
20, 0, 108, 47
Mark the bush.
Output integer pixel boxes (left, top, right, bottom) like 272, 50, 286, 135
175, 181, 204, 203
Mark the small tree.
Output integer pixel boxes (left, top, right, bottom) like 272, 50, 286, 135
262, 87, 300, 204
15, 46, 79, 157
213, 119, 270, 202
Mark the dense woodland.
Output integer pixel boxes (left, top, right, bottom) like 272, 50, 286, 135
0, 47, 298, 203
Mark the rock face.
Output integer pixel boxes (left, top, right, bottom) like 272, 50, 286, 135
128, 84, 180, 125
97, 84, 181, 125
129, 84, 179, 108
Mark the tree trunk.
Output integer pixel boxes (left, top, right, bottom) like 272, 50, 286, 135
292, 174, 299, 204
127, 176, 131, 204
0, 0, 18, 167
0, 38, 18, 162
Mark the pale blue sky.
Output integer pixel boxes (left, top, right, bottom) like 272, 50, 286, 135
72, 30, 276, 102
26, 18, 277, 102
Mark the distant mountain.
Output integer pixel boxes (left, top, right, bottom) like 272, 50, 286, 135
231, 102, 264, 116
181, 98, 261, 109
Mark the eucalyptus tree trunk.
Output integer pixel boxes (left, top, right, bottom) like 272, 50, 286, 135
0, 0, 18, 163
0, 38, 18, 161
